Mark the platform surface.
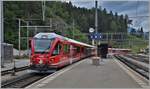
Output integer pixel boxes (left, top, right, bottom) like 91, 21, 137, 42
27, 57, 145, 88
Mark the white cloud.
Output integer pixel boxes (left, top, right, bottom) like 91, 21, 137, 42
117, 1, 149, 32
71, 0, 149, 32
140, 19, 149, 32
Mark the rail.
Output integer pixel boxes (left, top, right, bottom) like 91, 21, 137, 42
115, 55, 149, 80
1, 66, 29, 76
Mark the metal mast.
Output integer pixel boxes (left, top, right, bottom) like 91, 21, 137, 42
95, 0, 98, 33
1, 1, 4, 67
42, 1, 46, 21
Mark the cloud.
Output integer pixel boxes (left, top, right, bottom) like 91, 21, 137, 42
114, 1, 149, 32
71, 0, 150, 32
138, 19, 149, 32
71, 0, 94, 9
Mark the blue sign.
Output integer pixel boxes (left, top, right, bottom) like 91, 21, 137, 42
90, 33, 102, 40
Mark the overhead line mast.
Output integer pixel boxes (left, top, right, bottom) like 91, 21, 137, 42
42, 1, 46, 21
95, 0, 98, 33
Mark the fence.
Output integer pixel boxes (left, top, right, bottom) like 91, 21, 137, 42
1, 43, 13, 66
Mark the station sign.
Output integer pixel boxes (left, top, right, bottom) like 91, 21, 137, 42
90, 33, 102, 40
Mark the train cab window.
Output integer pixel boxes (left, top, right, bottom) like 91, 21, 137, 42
52, 44, 61, 56
34, 39, 52, 53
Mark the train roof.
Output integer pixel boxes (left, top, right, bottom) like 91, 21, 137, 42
34, 33, 95, 48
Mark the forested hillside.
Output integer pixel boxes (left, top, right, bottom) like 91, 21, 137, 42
4, 1, 129, 49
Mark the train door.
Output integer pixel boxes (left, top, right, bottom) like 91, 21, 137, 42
80, 47, 84, 58
76, 46, 81, 58
61, 44, 70, 65
51, 43, 62, 64
69, 45, 73, 64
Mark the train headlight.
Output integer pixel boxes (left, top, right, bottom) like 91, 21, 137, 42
39, 59, 43, 64
51, 59, 54, 62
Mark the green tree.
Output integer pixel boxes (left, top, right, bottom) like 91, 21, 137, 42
110, 20, 118, 32
4, 1, 128, 49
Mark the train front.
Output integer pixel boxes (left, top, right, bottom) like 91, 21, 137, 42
30, 33, 55, 71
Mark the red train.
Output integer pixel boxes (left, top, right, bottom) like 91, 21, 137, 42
29, 33, 95, 71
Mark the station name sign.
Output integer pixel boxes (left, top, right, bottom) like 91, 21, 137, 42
90, 33, 102, 40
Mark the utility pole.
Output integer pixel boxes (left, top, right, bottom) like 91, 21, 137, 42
95, 0, 99, 57
26, 21, 29, 58
72, 19, 75, 39
42, 1, 46, 21
18, 19, 21, 58
1, 1, 4, 67
95, 0, 98, 33
49, 18, 52, 31
35, 26, 37, 35
1, 1, 3, 44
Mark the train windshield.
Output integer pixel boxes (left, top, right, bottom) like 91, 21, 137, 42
34, 39, 52, 53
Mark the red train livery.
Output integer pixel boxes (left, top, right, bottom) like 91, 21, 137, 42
30, 33, 95, 71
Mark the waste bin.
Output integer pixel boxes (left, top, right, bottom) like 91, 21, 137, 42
92, 57, 100, 66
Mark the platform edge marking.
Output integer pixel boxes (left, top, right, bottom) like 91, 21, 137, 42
25, 58, 87, 88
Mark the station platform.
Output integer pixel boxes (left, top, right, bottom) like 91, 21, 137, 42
26, 57, 148, 88
1, 59, 29, 71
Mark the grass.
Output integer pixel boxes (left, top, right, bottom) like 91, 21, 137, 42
110, 34, 148, 53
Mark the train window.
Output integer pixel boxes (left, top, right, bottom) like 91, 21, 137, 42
64, 44, 70, 53
77, 47, 80, 52
34, 39, 52, 53
52, 44, 61, 56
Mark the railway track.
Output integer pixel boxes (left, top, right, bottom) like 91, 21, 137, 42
1, 59, 81, 88
115, 55, 149, 80
125, 54, 149, 64
1, 56, 92, 88
1, 66, 29, 76
1, 73, 50, 88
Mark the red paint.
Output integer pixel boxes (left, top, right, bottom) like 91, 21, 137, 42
30, 33, 95, 71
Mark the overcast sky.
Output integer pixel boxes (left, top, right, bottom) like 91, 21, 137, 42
70, 0, 149, 32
